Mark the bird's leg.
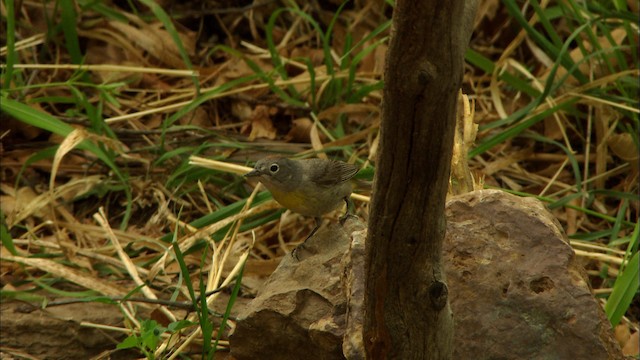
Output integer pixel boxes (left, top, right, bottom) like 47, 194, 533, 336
292, 217, 322, 260
339, 197, 356, 225
306, 217, 322, 240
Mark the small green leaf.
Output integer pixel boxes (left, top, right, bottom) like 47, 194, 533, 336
117, 335, 141, 349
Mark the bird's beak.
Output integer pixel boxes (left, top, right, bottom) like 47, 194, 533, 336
244, 169, 261, 177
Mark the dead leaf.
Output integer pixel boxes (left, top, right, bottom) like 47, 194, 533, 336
622, 331, 639, 356
285, 117, 314, 143
357, 43, 387, 75
317, 103, 380, 126
232, 101, 254, 120
108, 19, 194, 69
608, 133, 638, 170
290, 47, 325, 67
242, 105, 277, 141
615, 323, 631, 346
482, 148, 532, 175
84, 39, 143, 85
541, 27, 629, 85
179, 106, 210, 127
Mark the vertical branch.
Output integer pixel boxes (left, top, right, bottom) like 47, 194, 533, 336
364, 1, 477, 358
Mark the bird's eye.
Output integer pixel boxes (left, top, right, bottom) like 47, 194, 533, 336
269, 164, 279, 173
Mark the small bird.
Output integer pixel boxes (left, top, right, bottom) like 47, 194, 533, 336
244, 157, 359, 242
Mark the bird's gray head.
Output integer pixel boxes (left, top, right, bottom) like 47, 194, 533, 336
244, 157, 301, 191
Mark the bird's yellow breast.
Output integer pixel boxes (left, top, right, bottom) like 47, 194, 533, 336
269, 188, 315, 215
268, 187, 343, 217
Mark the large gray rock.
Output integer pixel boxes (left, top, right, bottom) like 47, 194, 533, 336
0, 301, 132, 359
444, 190, 622, 359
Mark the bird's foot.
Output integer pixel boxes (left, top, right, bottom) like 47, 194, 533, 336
339, 213, 358, 225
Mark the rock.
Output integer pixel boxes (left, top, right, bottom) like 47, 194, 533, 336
230, 217, 366, 360
341, 225, 367, 360
230, 190, 623, 360
444, 189, 623, 359
0, 301, 133, 359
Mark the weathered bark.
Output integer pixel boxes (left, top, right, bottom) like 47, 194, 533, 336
364, 1, 477, 359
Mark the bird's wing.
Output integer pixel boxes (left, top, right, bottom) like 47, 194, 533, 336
308, 160, 359, 187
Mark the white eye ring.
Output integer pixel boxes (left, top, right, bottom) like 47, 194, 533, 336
269, 164, 279, 173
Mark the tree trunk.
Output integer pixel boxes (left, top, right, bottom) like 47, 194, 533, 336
364, 1, 477, 359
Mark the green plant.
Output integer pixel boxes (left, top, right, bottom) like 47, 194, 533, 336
117, 319, 194, 359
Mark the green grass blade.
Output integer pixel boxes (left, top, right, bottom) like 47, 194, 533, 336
303, 58, 318, 109
347, 80, 384, 104
322, 1, 351, 75
59, 0, 83, 64
503, 0, 587, 84
172, 228, 198, 308
2, 0, 18, 90
265, 8, 293, 81
470, 97, 579, 157
138, 0, 200, 91
1, 290, 47, 303
33, 279, 100, 298
78, 0, 129, 22
522, 132, 583, 190
465, 49, 540, 97
212, 263, 244, 355
346, 37, 388, 99
160, 69, 263, 137
530, 3, 564, 48
159, 191, 274, 243
497, 188, 633, 226
0, 210, 18, 255
609, 199, 629, 244
199, 264, 214, 355
604, 240, 639, 326
240, 56, 306, 108
2, 97, 71, 134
